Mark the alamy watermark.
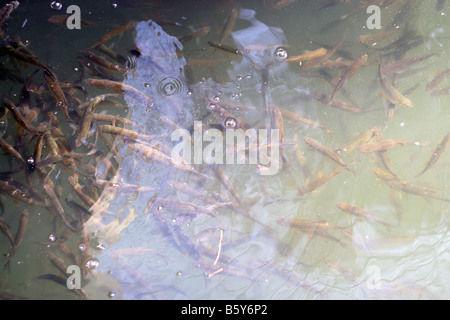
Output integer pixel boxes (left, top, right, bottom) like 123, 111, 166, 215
171, 121, 281, 176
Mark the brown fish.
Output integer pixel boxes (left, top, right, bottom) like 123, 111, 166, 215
330, 54, 368, 101
80, 50, 127, 73
207, 41, 242, 55
89, 21, 136, 49
426, 68, 450, 92
304, 137, 352, 172
358, 139, 420, 152
219, 8, 238, 44
416, 133, 450, 177
0, 217, 14, 246
336, 202, 391, 231
378, 60, 413, 107
48, 15, 95, 26
284, 48, 327, 63
43, 70, 71, 122
179, 26, 210, 44
298, 166, 345, 196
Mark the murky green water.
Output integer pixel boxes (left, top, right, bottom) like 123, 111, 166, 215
0, 0, 448, 300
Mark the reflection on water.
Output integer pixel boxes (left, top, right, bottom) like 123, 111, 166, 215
0, 0, 449, 300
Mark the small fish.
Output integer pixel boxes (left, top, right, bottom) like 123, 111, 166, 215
416, 133, 450, 177
284, 48, 327, 63
336, 127, 380, 154
214, 166, 241, 204
179, 26, 210, 44
98, 125, 160, 142
358, 139, 420, 152
43, 183, 77, 232
8, 208, 29, 262
330, 54, 368, 101
0, 44, 52, 73
304, 137, 352, 172
378, 60, 413, 108
310, 91, 364, 113
298, 166, 345, 196
80, 50, 127, 73
219, 8, 238, 44
372, 167, 450, 203
272, 106, 288, 165
0, 137, 26, 164
208, 41, 242, 55
89, 21, 136, 49
75, 94, 119, 147
48, 15, 95, 26
426, 67, 450, 92
0, 217, 14, 246
0, 1, 19, 39
336, 202, 391, 231
301, 38, 344, 70
83, 78, 153, 108
43, 70, 71, 122
0, 179, 47, 207
357, 30, 397, 47
3, 98, 43, 134
278, 107, 331, 134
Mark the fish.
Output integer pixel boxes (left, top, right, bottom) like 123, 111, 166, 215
7, 208, 29, 263
430, 87, 450, 96
304, 137, 352, 172
272, 106, 288, 165
358, 139, 421, 152
214, 167, 241, 204
28, 274, 87, 299
0, 137, 26, 164
0, 217, 14, 246
172, 225, 200, 260
336, 202, 391, 231
219, 8, 238, 44
330, 54, 368, 102
357, 30, 397, 47
43, 183, 77, 232
426, 68, 450, 92
276, 217, 348, 232
83, 78, 153, 108
48, 15, 96, 26
276, 217, 348, 246
301, 38, 344, 70
179, 26, 210, 44
335, 127, 380, 155
0, 179, 47, 207
381, 53, 437, 76
277, 107, 331, 134
207, 41, 242, 55
372, 167, 450, 203
75, 94, 119, 147
3, 98, 43, 134
98, 125, 161, 142
310, 91, 364, 113
80, 50, 127, 73
298, 166, 345, 196
43, 70, 71, 122
284, 48, 327, 63
46, 252, 88, 298
0, 44, 52, 73
0, 1, 19, 39
131, 142, 211, 180
378, 60, 413, 107
89, 21, 136, 49
416, 133, 450, 177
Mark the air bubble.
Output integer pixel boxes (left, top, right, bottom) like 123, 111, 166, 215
86, 258, 99, 270
50, 1, 62, 10
48, 234, 56, 242
224, 117, 237, 128
112, 3, 118, 8
274, 47, 288, 61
